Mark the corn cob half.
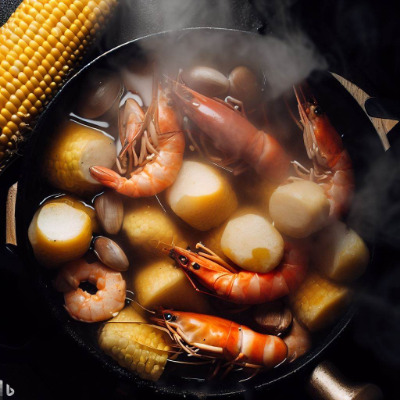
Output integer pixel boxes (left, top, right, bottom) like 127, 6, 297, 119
99, 305, 173, 381
0, 0, 118, 170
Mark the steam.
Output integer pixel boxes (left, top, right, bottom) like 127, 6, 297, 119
113, 0, 398, 376
112, 0, 327, 100
258, 33, 327, 99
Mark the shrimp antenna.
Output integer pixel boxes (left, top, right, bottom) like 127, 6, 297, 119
125, 291, 156, 315
148, 239, 174, 254
167, 358, 215, 366
195, 242, 238, 273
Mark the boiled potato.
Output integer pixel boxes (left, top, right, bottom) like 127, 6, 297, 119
166, 160, 238, 231
220, 209, 284, 273
28, 202, 92, 267
132, 258, 210, 313
290, 271, 350, 331
46, 195, 101, 233
312, 220, 369, 282
122, 200, 188, 255
269, 180, 330, 238
43, 121, 117, 195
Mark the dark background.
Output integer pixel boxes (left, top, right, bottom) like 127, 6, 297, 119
1, 1, 400, 399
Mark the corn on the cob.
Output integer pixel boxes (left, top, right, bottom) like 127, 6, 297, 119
42, 120, 117, 195
99, 305, 172, 381
0, 0, 117, 169
289, 271, 351, 332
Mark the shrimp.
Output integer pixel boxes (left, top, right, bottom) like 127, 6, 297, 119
293, 86, 354, 217
152, 309, 288, 370
162, 241, 308, 305
90, 86, 185, 198
172, 82, 290, 183
54, 258, 126, 323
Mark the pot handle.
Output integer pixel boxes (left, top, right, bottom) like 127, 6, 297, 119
307, 361, 383, 400
331, 73, 398, 149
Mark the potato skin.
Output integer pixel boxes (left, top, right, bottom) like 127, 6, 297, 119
269, 180, 330, 238
28, 203, 92, 268
312, 220, 369, 282
220, 209, 284, 273
166, 161, 238, 231
122, 200, 188, 255
132, 258, 210, 313
289, 271, 350, 331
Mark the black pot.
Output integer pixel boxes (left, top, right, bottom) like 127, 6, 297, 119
0, 28, 389, 399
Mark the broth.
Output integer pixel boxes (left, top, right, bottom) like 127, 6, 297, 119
28, 44, 366, 385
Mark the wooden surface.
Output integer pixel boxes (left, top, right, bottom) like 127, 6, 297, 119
6, 182, 17, 246
332, 73, 397, 151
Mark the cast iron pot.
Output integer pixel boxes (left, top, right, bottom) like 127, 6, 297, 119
2, 28, 387, 399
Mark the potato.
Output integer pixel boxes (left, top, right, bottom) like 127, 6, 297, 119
28, 202, 92, 267
269, 180, 330, 238
122, 200, 188, 255
43, 121, 117, 195
289, 271, 350, 331
220, 210, 284, 273
166, 160, 238, 231
312, 220, 369, 282
46, 195, 101, 233
132, 258, 210, 313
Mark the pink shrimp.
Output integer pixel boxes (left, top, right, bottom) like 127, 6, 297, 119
162, 241, 308, 305
152, 309, 288, 369
294, 87, 354, 217
90, 87, 185, 198
172, 82, 290, 183
54, 258, 126, 322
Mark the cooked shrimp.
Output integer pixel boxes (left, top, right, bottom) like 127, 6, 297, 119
293, 86, 354, 217
152, 309, 288, 370
163, 241, 308, 305
54, 258, 126, 322
172, 82, 290, 183
90, 86, 185, 198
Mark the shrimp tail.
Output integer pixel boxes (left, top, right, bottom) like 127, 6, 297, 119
89, 165, 124, 190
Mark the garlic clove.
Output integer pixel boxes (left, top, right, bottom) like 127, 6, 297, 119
283, 318, 312, 362
182, 66, 230, 98
228, 66, 261, 108
94, 191, 124, 235
253, 301, 293, 335
94, 236, 129, 272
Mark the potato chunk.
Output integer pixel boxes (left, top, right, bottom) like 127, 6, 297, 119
269, 180, 330, 238
312, 220, 369, 282
28, 202, 92, 267
290, 271, 350, 331
122, 200, 188, 255
166, 160, 238, 231
132, 258, 210, 313
99, 305, 172, 381
46, 195, 101, 233
220, 210, 284, 273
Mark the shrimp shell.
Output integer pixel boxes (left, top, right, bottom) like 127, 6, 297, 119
55, 259, 126, 323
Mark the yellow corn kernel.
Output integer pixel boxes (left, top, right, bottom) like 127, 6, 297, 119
0, 0, 117, 169
99, 305, 172, 381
